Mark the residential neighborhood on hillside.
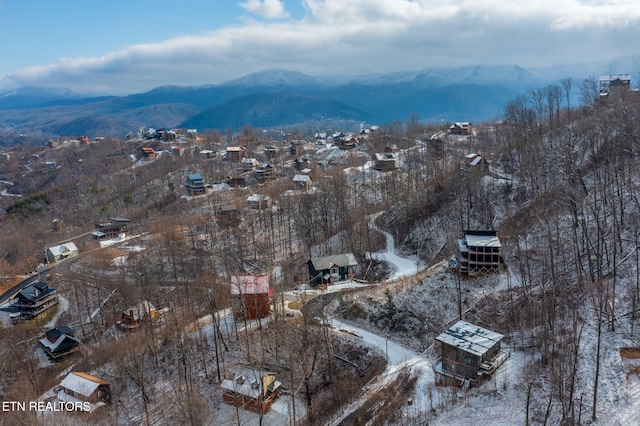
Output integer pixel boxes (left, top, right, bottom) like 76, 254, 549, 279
0, 72, 640, 426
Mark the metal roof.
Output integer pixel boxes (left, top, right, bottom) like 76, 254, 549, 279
293, 174, 311, 182
40, 333, 80, 353
47, 242, 78, 255
108, 217, 131, 223
436, 320, 503, 357
18, 281, 55, 302
464, 231, 501, 248
310, 253, 358, 270
221, 367, 281, 399
59, 372, 109, 398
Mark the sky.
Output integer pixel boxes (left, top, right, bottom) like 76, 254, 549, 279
0, 0, 639, 95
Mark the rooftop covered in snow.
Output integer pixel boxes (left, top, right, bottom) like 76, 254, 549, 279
435, 320, 504, 357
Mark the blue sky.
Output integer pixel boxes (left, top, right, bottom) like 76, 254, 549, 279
0, 0, 638, 94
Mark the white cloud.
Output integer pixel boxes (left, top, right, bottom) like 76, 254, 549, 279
1, 0, 639, 94
239, 0, 290, 19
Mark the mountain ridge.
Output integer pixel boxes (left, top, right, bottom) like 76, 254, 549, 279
0, 59, 636, 139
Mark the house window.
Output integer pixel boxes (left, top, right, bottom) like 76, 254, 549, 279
464, 356, 473, 365
330, 267, 338, 276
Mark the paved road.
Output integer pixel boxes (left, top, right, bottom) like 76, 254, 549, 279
0, 267, 52, 306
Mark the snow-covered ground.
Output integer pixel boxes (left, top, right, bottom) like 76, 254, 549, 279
326, 210, 640, 425
367, 216, 425, 281
45, 295, 69, 328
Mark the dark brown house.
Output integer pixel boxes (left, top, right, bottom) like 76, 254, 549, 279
449, 122, 472, 135
10, 281, 58, 322
230, 275, 271, 320
92, 217, 131, 240
226, 146, 246, 162
117, 301, 159, 330
435, 320, 508, 387
40, 326, 81, 360
226, 176, 247, 188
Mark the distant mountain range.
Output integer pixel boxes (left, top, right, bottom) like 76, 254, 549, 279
0, 58, 638, 139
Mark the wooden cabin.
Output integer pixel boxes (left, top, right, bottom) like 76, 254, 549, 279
435, 320, 508, 387
57, 372, 111, 405
221, 367, 281, 414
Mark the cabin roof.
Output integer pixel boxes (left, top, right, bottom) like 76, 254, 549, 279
436, 320, 503, 357
310, 253, 358, 270
59, 372, 109, 397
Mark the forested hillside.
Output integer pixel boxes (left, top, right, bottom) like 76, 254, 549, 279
1, 77, 640, 425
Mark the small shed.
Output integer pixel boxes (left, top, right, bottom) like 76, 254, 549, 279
46, 242, 78, 263
435, 320, 508, 387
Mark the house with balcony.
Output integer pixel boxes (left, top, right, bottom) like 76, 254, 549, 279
457, 230, 502, 277
10, 281, 58, 322
40, 326, 81, 360
449, 122, 472, 135
185, 173, 206, 195
221, 367, 281, 414
599, 74, 632, 99
225, 146, 247, 162
434, 320, 509, 387
92, 217, 131, 240
254, 163, 274, 182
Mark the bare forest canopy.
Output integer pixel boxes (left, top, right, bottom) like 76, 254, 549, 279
2, 76, 640, 425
